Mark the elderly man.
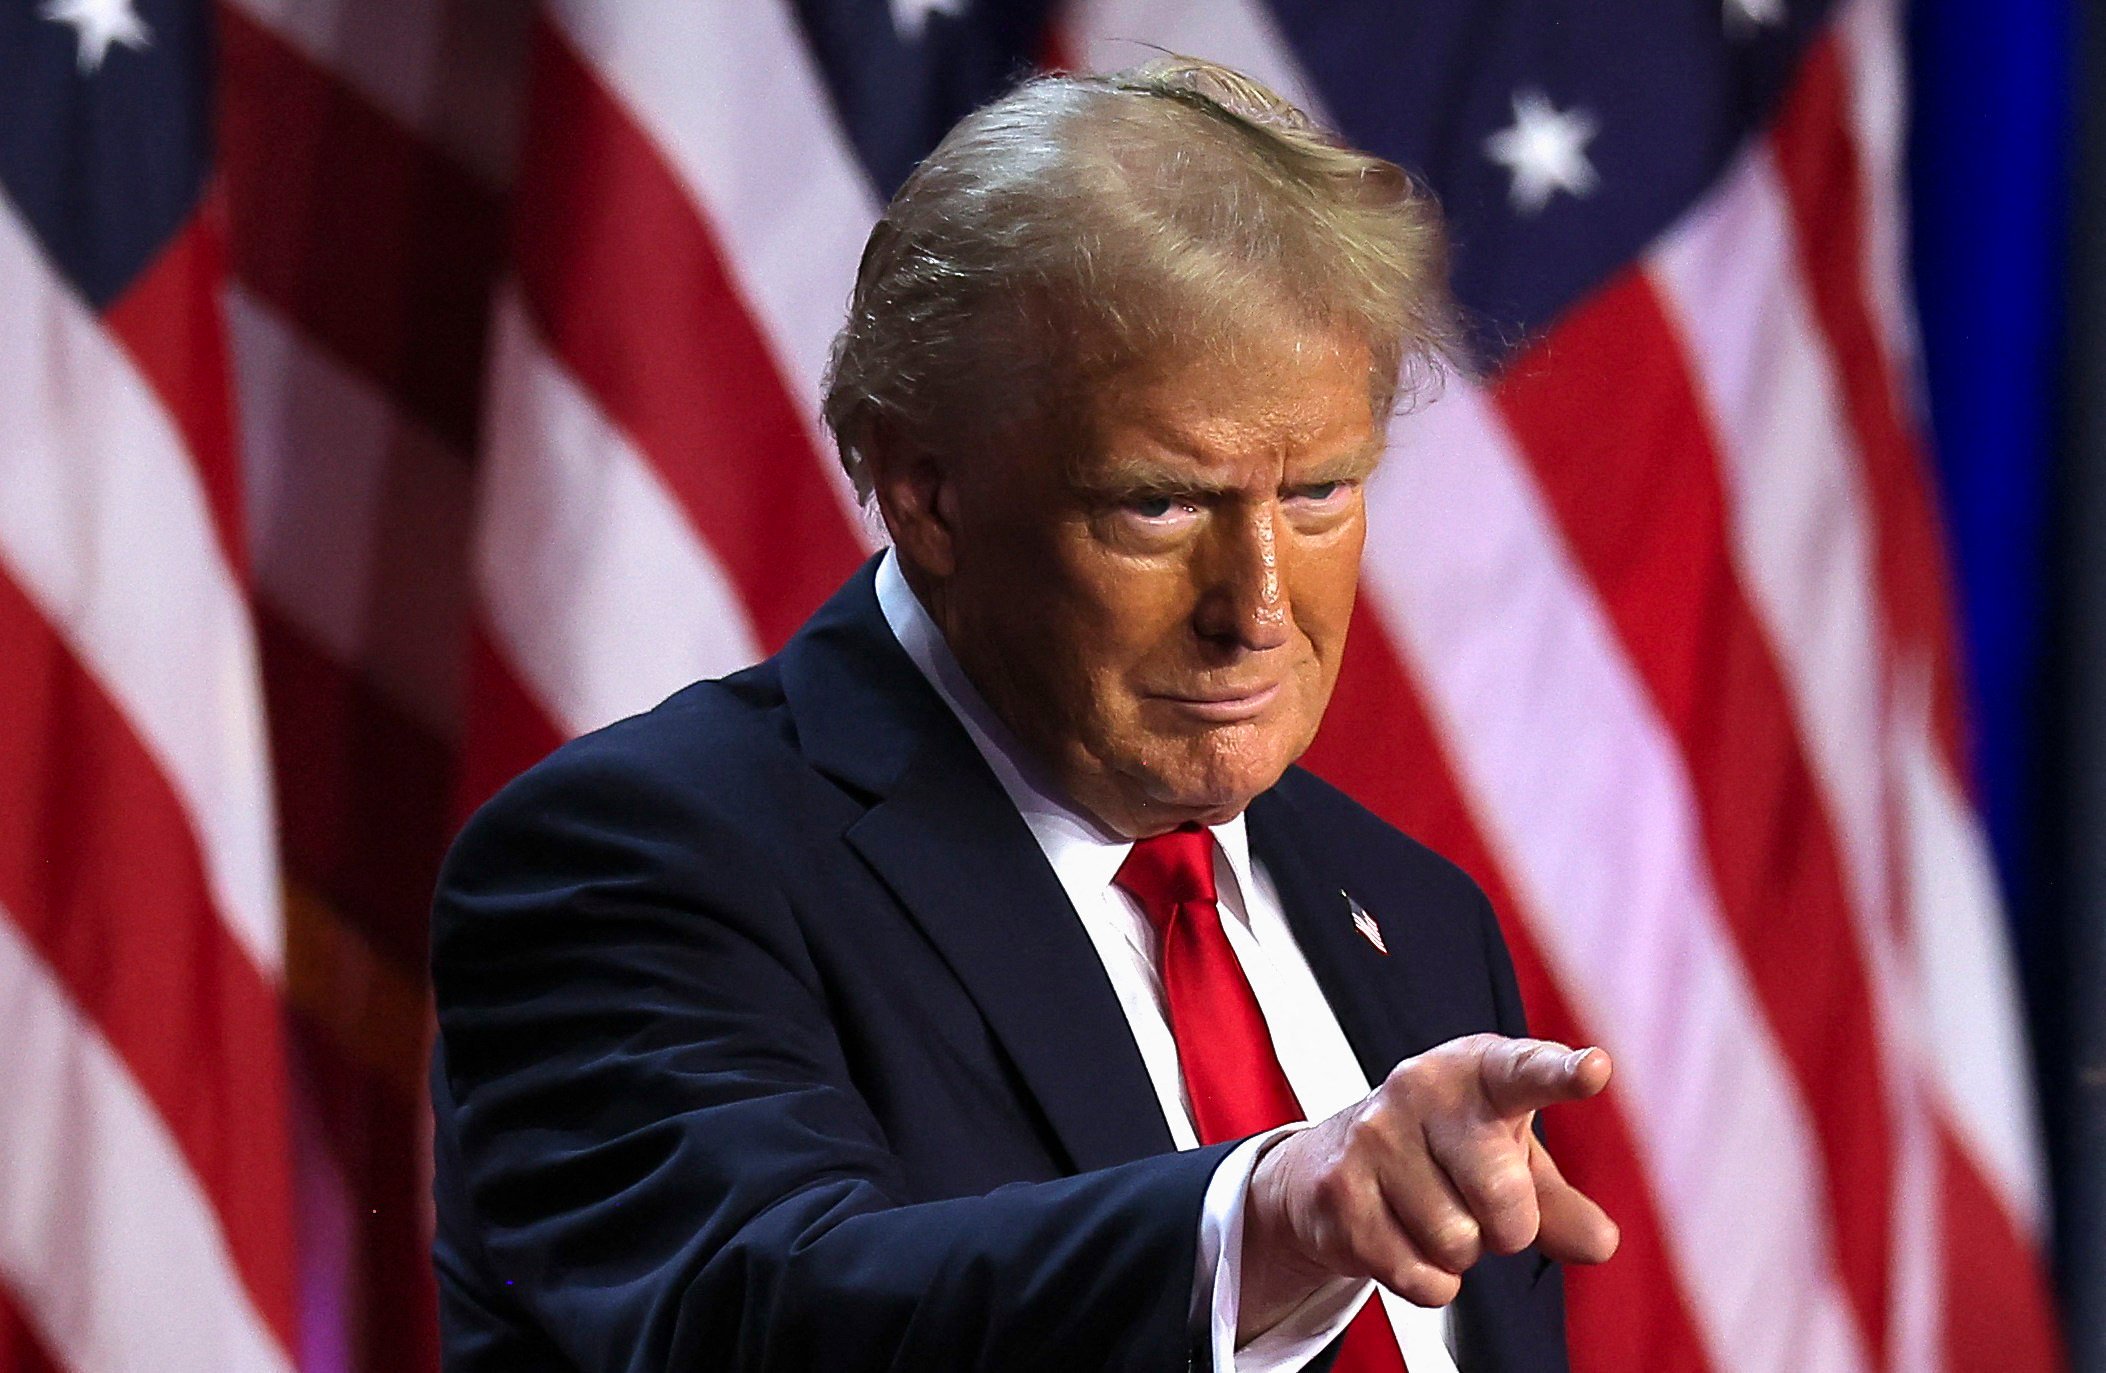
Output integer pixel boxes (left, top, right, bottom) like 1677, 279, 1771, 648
431, 58, 1617, 1373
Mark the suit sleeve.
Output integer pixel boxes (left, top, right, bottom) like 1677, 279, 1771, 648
431, 742, 1227, 1373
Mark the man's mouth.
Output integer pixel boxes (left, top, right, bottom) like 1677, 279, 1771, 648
1153, 682, 1283, 723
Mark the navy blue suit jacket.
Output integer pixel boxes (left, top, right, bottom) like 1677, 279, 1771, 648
430, 562, 1568, 1371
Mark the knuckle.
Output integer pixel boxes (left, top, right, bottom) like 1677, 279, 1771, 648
1387, 1262, 1463, 1308
1389, 1043, 1460, 1085
1350, 1099, 1409, 1152
1345, 1094, 1388, 1133
1505, 1039, 1556, 1082
1483, 1217, 1539, 1256
1426, 1217, 1484, 1271
1309, 1168, 1358, 1218
1379, 1060, 1428, 1107
1383, 1063, 1461, 1121
1473, 1162, 1535, 1216
1481, 1202, 1542, 1255
1448, 1033, 1502, 1072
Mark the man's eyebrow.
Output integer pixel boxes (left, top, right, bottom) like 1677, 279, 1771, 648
1077, 459, 1228, 494
1293, 441, 1386, 483
1075, 439, 1387, 495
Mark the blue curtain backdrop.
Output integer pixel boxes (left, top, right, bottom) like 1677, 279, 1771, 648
1907, 0, 2098, 1363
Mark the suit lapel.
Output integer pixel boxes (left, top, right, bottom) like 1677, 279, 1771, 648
1246, 788, 1438, 1085
847, 756, 1176, 1172
781, 562, 1174, 1174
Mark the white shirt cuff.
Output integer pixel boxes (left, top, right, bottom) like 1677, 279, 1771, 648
1192, 1126, 1380, 1373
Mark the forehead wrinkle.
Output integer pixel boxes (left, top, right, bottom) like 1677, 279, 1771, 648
1111, 381, 1346, 457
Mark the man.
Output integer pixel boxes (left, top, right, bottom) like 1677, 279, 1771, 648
431, 58, 1617, 1372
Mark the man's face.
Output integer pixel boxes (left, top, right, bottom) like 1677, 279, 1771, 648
916, 326, 1382, 837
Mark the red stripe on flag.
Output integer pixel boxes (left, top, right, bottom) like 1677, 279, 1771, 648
455, 625, 570, 820
1936, 1122, 2065, 1371
103, 208, 250, 586
288, 1010, 442, 1372
1308, 606, 1715, 1373
1037, 23, 1075, 74
509, 21, 869, 653
1768, 36, 1969, 781
218, 2, 505, 457
258, 608, 457, 976
0, 570, 299, 1353
0, 1281, 65, 1373
1491, 272, 1895, 1358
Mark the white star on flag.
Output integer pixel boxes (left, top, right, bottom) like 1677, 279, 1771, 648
889, 0, 967, 39
40, 0, 152, 74
1484, 88, 1600, 215
1724, 0, 1786, 31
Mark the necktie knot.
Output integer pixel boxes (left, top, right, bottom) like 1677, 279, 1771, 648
1113, 824, 1218, 925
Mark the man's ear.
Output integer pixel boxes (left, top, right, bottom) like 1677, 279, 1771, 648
867, 420, 959, 578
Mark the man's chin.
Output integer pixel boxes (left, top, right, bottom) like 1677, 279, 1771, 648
1056, 723, 1308, 836
1125, 756, 1295, 830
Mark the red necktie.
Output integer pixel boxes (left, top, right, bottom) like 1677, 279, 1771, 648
1115, 826, 1408, 1373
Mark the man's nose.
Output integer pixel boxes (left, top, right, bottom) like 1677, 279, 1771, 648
1193, 505, 1291, 651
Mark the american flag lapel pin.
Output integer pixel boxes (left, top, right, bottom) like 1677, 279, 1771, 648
1344, 891, 1388, 955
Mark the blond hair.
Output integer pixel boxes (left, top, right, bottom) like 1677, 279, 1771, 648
823, 56, 1462, 500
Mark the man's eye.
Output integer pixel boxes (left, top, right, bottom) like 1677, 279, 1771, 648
1129, 496, 1178, 519
1295, 481, 1344, 502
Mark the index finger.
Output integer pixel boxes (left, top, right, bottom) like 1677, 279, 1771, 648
1476, 1039, 1612, 1118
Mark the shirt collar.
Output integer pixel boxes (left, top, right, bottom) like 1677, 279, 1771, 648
873, 548, 1257, 912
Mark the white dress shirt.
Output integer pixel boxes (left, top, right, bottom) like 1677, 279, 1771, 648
874, 550, 1457, 1373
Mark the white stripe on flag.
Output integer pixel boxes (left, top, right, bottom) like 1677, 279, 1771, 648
0, 913, 293, 1373
229, 284, 471, 738
1836, 0, 1923, 403
542, 0, 880, 539
1367, 379, 1872, 1373
0, 203, 283, 981
1896, 678, 2049, 1233
477, 287, 765, 736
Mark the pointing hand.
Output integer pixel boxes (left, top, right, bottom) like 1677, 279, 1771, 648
1237, 1035, 1618, 1340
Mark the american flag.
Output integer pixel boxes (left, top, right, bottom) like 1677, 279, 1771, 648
0, 0, 2064, 1370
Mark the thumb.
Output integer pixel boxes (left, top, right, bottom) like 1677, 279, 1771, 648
1528, 1133, 1619, 1265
